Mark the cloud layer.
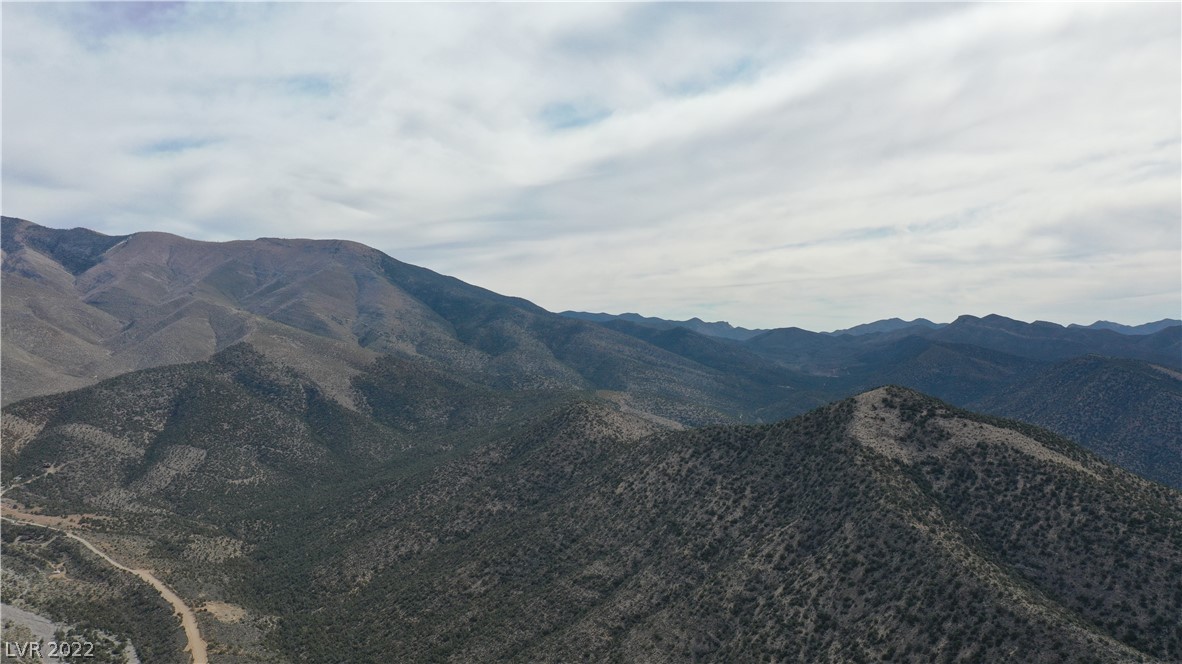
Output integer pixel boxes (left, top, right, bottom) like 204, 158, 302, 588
3, 3, 1179, 330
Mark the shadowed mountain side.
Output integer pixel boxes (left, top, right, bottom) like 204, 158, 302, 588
923, 314, 1182, 368
838, 336, 1045, 405
973, 356, 1182, 489
741, 326, 849, 374
737, 325, 1049, 401
739, 314, 1180, 374
533, 319, 1182, 489
599, 320, 843, 414
626, 326, 1180, 488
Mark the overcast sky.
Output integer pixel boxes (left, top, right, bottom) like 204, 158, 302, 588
3, 3, 1179, 331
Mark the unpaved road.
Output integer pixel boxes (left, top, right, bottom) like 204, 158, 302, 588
1, 512, 208, 664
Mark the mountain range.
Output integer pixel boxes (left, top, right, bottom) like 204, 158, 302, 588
2, 216, 1179, 663
1070, 319, 1182, 335
3, 216, 1178, 487
559, 311, 766, 341
562, 310, 1180, 338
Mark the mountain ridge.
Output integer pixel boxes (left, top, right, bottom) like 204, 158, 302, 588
5, 216, 1180, 490
1070, 319, 1182, 335
1, 217, 797, 425
561, 308, 1179, 339
559, 310, 767, 340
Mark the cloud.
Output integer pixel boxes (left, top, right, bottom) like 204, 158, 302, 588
2, 3, 1178, 330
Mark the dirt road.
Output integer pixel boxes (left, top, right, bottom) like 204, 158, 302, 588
1, 511, 208, 664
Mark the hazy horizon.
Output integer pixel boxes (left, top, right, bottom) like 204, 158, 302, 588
4, 3, 1179, 330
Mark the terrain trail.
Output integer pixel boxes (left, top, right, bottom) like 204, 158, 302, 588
1, 511, 208, 664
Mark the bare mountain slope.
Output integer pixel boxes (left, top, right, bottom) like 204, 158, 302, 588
0, 218, 797, 423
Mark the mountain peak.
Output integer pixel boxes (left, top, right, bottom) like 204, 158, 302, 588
848, 386, 1095, 475
825, 317, 945, 336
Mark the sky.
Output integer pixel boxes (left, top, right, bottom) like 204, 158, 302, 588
3, 3, 1179, 332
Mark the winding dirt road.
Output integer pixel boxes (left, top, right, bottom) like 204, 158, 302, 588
1, 512, 208, 664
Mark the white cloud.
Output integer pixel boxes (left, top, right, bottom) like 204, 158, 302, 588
3, 3, 1178, 330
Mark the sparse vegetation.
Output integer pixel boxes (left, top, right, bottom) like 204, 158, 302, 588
2, 219, 1180, 662
4, 355, 1178, 662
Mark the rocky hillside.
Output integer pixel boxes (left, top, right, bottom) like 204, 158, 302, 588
257, 386, 1179, 663
4, 359, 1179, 662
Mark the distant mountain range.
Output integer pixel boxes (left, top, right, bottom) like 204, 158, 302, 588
826, 316, 946, 335
2, 216, 1179, 662
559, 311, 766, 340
563, 310, 1179, 338
1071, 319, 1182, 335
